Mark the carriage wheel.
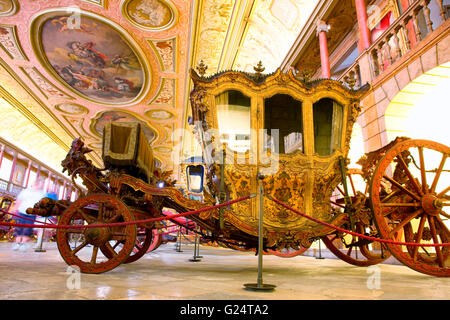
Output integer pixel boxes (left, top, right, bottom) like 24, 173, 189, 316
101, 226, 154, 264
267, 247, 308, 258
370, 139, 450, 276
148, 229, 162, 252
56, 194, 137, 274
326, 169, 390, 266
322, 222, 390, 267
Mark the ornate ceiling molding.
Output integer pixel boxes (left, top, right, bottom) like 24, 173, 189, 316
0, 0, 19, 17
121, 0, 178, 31
0, 24, 27, 60
147, 37, 177, 73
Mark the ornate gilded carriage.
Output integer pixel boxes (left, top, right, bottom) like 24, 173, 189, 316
189, 67, 367, 250
26, 67, 449, 277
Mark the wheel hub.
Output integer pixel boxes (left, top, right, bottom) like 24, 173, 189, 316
84, 222, 112, 246
421, 194, 442, 216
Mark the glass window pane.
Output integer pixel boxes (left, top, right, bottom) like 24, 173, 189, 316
313, 98, 344, 156
264, 94, 303, 154
186, 165, 204, 193
216, 90, 251, 153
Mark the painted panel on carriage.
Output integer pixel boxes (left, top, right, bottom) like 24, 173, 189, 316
35, 12, 145, 104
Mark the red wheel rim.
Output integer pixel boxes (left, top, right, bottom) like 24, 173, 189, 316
56, 194, 137, 274
327, 169, 390, 266
370, 139, 450, 277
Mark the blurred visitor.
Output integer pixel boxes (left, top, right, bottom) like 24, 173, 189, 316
11, 183, 45, 251
35, 191, 58, 247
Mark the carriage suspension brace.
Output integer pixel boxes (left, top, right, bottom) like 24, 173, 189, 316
338, 156, 355, 232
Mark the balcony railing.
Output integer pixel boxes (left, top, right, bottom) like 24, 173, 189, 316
339, 0, 448, 89
0, 178, 24, 197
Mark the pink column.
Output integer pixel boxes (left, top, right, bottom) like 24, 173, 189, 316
61, 181, 67, 200
317, 21, 331, 79
46, 172, 52, 193
24, 160, 32, 188
355, 0, 371, 50
8, 151, 18, 191
0, 144, 4, 169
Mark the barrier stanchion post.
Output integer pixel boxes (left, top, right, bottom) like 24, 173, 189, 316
175, 228, 183, 252
244, 174, 276, 292
194, 225, 203, 259
316, 238, 324, 259
189, 224, 201, 262
34, 217, 47, 252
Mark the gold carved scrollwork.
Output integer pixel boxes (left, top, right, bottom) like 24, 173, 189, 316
189, 68, 367, 246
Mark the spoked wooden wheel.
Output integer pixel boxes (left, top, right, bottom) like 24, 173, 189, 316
101, 226, 154, 264
325, 169, 390, 266
56, 194, 137, 274
267, 246, 308, 258
370, 139, 450, 276
147, 229, 163, 252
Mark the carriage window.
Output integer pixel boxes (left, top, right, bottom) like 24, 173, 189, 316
216, 90, 251, 153
313, 98, 344, 156
264, 94, 303, 154
186, 165, 204, 193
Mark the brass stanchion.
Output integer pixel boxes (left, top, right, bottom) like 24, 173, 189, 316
244, 174, 276, 291
175, 228, 183, 252
189, 224, 201, 262
316, 239, 324, 259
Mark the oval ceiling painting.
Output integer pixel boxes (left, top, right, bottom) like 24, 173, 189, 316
122, 0, 177, 31
31, 9, 149, 104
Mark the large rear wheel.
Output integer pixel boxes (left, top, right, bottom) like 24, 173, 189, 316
370, 139, 450, 277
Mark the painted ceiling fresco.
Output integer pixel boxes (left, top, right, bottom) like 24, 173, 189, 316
0, 0, 319, 181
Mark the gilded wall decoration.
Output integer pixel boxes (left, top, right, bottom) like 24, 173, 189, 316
0, 25, 27, 60
269, 0, 299, 31
154, 146, 172, 153
148, 38, 176, 72
81, 0, 106, 8
62, 115, 98, 140
233, 0, 318, 73
91, 110, 157, 144
55, 102, 89, 115
21, 66, 71, 99
194, 0, 233, 73
0, 0, 18, 16
30, 9, 149, 105
145, 108, 174, 120
88, 142, 103, 149
122, 0, 177, 31
150, 78, 175, 106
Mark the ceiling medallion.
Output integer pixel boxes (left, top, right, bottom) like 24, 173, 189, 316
0, 0, 19, 17
145, 108, 174, 120
30, 8, 150, 105
55, 103, 89, 115
121, 0, 177, 31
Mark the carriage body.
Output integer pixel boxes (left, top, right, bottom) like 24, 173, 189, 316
24, 69, 449, 276
189, 68, 367, 248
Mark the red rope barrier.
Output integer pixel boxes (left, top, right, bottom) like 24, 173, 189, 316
267, 196, 450, 247
0, 210, 55, 226
0, 195, 251, 230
